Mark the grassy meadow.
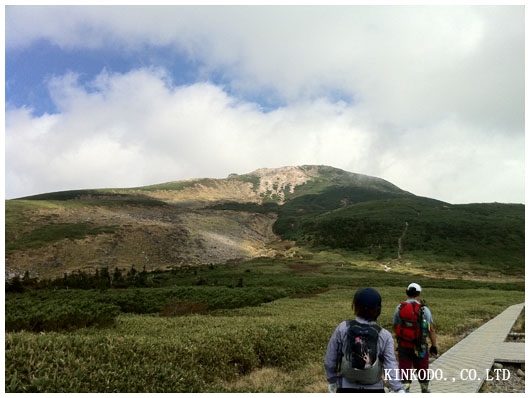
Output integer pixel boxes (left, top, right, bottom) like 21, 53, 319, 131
5, 257, 524, 393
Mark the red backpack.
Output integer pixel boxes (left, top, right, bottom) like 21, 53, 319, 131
396, 301, 424, 349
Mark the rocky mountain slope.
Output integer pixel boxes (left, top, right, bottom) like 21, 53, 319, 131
6, 165, 524, 279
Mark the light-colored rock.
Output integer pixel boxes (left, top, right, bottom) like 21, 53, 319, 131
493, 362, 503, 369
516, 369, 524, 378
250, 166, 314, 203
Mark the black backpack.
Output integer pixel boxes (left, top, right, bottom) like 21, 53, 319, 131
341, 320, 383, 384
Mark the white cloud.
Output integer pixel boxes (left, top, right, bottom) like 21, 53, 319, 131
5, 69, 524, 203
5, 69, 371, 198
4, 6, 525, 203
6, 6, 524, 130
375, 117, 525, 204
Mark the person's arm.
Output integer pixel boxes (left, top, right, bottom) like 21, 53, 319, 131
429, 324, 437, 347
381, 330, 405, 392
324, 323, 344, 385
428, 323, 438, 356
425, 308, 438, 356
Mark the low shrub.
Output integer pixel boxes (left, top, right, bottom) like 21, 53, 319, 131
5, 296, 120, 332
5, 286, 525, 392
5, 286, 295, 332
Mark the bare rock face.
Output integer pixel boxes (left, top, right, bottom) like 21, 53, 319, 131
249, 166, 316, 203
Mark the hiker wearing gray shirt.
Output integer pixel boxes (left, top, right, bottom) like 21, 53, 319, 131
324, 288, 405, 393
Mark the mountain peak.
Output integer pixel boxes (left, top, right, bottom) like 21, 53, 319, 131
233, 164, 405, 204
245, 166, 317, 203
247, 164, 341, 176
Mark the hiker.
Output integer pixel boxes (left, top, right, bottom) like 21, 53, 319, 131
393, 283, 438, 393
324, 287, 405, 393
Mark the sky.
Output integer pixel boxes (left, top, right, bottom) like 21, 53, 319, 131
4, 5, 525, 204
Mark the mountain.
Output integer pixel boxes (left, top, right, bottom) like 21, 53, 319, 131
18, 165, 410, 205
6, 165, 524, 279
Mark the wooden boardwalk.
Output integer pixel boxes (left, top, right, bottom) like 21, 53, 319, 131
408, 302, 525, 393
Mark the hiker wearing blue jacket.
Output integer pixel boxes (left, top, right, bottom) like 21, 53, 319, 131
324, 288, 405, 393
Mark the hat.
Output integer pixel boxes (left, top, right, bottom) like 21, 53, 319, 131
407, 283, 422, 292
354, 287, 382, 308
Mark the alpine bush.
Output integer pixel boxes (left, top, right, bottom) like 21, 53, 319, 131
6, 296, 120, 332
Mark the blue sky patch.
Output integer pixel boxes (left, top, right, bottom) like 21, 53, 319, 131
6, 40, 202, 116
5, 39, 289, 116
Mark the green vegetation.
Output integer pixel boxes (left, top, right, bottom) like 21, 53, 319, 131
284, 185, 411, 212
5, 197, 164, 258
6, 296, 120, 332
6, 260, 523, 334
231, 174, 261, 191
5, 260, 524, 392
287, 166, 408, 199
19, 189, 108, 201
6, 222, 118, 255
4, 165, 525, 392
275, 197, 524, 273
176, 167, 524, 274
16, 190, 167, 205
131, 178, 211, 191
208, 201, 280, 213
5, 200, 54, 240
510, 308, 525, 335
7, 166, 524, 275
5, 286, 291, 332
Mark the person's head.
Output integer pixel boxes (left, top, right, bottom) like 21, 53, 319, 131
352, 287, 382, 321
406, 282, 422, 298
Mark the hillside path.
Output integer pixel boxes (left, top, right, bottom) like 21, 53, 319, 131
408, 302, 524, 393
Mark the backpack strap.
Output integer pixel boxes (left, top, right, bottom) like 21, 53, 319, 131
336, 319, 356, 374
396, 302, 405, 346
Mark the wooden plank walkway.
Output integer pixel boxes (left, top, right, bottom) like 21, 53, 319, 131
408, 302, 524, 393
